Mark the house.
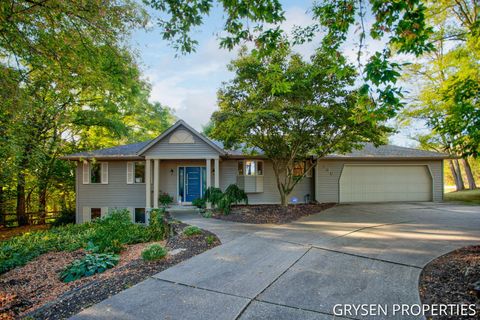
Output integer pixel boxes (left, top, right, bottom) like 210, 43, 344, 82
62, 120, 448, 223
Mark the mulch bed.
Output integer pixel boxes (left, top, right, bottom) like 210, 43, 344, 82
0, 223, 220, 320
214, 203, 336, 224
419, 245, 480, 320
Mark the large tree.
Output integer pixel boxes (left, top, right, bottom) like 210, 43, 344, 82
0, 1, 174, 224
210, 46, 390, 205
398, 0, 479, 190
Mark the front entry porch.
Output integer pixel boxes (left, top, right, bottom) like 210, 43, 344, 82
144, 158, 220, 208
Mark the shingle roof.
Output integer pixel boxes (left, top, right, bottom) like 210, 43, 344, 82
62, 140, 151, 159
324, 143, 448, 159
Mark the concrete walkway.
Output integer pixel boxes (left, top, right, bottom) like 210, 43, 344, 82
72, 203, 480, 320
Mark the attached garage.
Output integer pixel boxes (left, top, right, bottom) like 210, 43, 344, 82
315, 143, 448, 203
339, 165, 432, 202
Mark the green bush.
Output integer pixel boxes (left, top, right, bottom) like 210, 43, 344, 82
0, 209, 163, 274
141, 244, 168, 261
60, 253, 119, 283
158, 192, 174, 207
204, 187, 224, 206
51, 208, 76, 226
183, 225, 202, 236
192, 197, 206, 209
206, 235, 216, 245
204, 184, 248, 215
224, 184, 248, 205
149, 208, 171, 240
202, 210, 213, 218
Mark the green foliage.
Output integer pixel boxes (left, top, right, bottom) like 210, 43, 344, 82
60, 253, 119, 283
224, 184, 248, 205
51, 208, 76, 227
141, 244, 168, 261
158, 192, 174, 207
211, 47, 389, 205
192, 198, 206, 209
205, 235, 216, 245
149, 208, 171, 240
0, 209, 162, 274
202, 210, 213, 218
203, 184, 248, 214
182, 226, 202, 237
144, 0, 284, 54
204, 187, 224, 206
398, 0, 480, 158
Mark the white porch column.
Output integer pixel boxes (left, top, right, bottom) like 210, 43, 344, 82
153, 159, 159, 208
214, 158, 220, 188
206, 158, 212, 189
206, 158, 212, 209
145, 159, 151, 208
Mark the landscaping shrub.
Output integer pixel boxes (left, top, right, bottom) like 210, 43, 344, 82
224, 184, 248, 205
0, 209, 165, 274
87, 209, 151, 253
204, 187, 224, 206
158, 192, 174, 207
60, 253, 119, 283
149, 208, 171, 240
206, 235, 216, 245
183, 225, 202, 236
203, 184, 248, 215
192, 197, 206, 209
141, 244, 168, 261
51, 208, 76, 226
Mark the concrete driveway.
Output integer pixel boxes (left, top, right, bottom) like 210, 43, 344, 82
72, 203, 480, 320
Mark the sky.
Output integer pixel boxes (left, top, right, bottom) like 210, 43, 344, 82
130, 0, 426, 147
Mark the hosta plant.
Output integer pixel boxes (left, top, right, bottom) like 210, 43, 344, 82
60, 253, 119, 283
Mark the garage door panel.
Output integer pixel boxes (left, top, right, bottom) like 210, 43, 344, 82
339, 165, 432, 203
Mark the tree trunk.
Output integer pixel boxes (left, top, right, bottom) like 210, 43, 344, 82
462, 158, 477, 190
448, 160, 461, 191
16, 171, 28, 226
0, 186, 4, 227
454, 159, 465, 191
38, 185, 47, 224
279, 190, 288, 206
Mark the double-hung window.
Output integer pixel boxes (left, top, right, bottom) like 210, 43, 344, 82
127, 161, 146, 184
83, 162, 108, 184
238, 160, 263, 176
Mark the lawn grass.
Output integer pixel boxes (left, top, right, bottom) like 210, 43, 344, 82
444, 189, 480, 205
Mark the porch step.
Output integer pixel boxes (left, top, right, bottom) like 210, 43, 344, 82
167, 205, 199, 212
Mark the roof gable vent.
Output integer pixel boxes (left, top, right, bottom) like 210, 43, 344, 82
169, 129, 194, 144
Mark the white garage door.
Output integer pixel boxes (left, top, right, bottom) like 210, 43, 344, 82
339, 165, 432, 202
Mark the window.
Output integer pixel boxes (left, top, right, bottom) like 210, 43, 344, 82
237, 161, 244, 175
91, 208, 101, 220
293, 162, 305, 177
135, 208, 146, 224
134, 162, 145, 183
293, 161, 312, 177
90, 163, 102, 183
238, 160, 263, 176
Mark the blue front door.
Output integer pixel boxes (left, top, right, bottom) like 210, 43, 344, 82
185, 167, 201, 202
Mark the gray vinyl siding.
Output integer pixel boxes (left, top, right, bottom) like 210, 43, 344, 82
220, 160, 313, 204
142, 125, 220, 158
76, 161, 146, 223
315, 160, 444, 203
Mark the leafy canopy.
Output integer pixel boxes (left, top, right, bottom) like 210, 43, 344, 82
211, 45, 390, 205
